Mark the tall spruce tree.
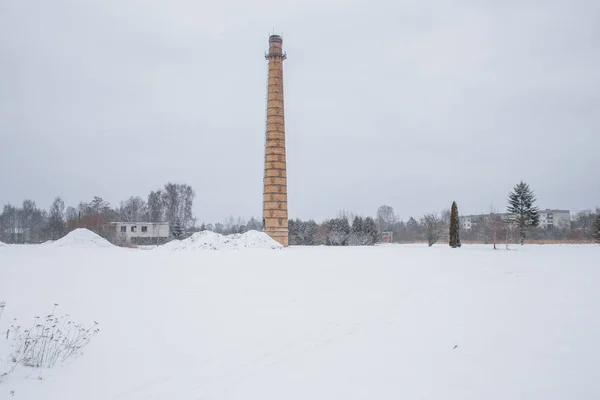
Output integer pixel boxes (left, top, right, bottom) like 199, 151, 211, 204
171, 217, 184, 239
507, 181, 540, 245
449, 201, 461, 248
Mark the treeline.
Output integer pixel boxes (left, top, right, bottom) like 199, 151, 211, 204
195, 217, 262, 236
0, 182, 195, 244
2, 181, 599, 246
288, 216, 379, 245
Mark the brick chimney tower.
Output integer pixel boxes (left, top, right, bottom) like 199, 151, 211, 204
263, 34, 288, 247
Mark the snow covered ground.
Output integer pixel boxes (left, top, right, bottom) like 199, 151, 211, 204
1, 240, 599, 399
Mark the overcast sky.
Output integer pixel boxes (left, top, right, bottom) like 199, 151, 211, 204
1, 0, 598, 223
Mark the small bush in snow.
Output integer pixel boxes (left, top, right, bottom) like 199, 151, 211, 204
421, 213, 443, 247
1, 304, 99, 378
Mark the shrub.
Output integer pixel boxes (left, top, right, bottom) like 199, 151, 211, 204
1, 303, 99, 378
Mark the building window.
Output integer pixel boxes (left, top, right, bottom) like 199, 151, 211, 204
131, 226, 137, 232
141, 226, 148, 233
120, 226, 126, 232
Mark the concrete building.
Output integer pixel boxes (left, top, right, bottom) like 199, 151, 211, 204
538, 209, 570, 229
109, 222, 170, 244
460, 210, 570, 231
262, 34, 289, 247
460, 214, 509, 231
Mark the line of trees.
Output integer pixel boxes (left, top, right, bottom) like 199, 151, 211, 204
0, 182, 195, 244
2, 179, 599, 246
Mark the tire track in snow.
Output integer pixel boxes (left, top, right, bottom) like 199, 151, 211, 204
112, 320, 364, 399
192, 320, 364, 399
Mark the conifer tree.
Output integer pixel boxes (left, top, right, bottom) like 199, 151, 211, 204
507, 181, 540, 245
171, 217, 184, 239
449, 201, 461, 248
328, 218, 350, 246
363, 217, 379, 245
288, 219, 299, 245
349, 216, 365, 245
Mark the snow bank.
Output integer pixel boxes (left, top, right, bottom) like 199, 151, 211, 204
50, 228, 115, 248
163, 230, 283, 250
0, 241, 6, 247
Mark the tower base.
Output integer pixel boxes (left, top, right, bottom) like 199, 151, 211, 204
264, 229, 289, 247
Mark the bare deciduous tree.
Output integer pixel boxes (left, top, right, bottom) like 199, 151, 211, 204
48, 197, 66, 240
162, 182, 196, 229
376, 205, 396, 233
421, 213, 443, 247
118, 196, 148, 222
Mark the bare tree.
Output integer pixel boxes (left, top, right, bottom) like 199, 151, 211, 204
118, 196, 148, 222
440, 208, 451, 242
593, 207, 600, 244
421, 213, 443, 247
573, 210, 596, 240
376, 205, 396, 233
336, 209, 356, 226
147, 190, 164, 222
162, 182, 196, 229
47, 197, 65, 240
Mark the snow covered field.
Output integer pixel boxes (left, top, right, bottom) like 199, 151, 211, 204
1, 238, 599, 399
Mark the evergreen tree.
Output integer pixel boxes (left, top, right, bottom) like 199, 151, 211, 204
288, 219, 300, 245
507, 181, 540, 245
363, 217, 379, 245
449, 201, 461, 248
301, 220, 319, 245
349, 216, 365, 245
171, 218, 184, 239
328, 218, 350, 246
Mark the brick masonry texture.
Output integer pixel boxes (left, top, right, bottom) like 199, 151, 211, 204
262, 35, 289, 247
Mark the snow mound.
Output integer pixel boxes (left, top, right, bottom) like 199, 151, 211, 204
51, 228, 115, 248
163, 230, 283, 250
0, 241, 6, 246
228, 230, 285, 249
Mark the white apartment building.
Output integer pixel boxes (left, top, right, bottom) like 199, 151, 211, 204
538, 209, 570, 229
460, 213, 510, 231
460, 209, 570, 231
109, 222, 170, 244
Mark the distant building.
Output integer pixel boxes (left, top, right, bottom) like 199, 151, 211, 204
538, 209, 570, 229
381, 231, 394, 243
460, 213, 510, 231
460, 209, 570, 231
109, 222, 170, 245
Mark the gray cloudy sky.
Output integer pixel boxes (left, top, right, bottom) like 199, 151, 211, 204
1, 0, 598, 223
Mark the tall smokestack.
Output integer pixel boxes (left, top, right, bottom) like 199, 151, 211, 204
262, 34, 288, 247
